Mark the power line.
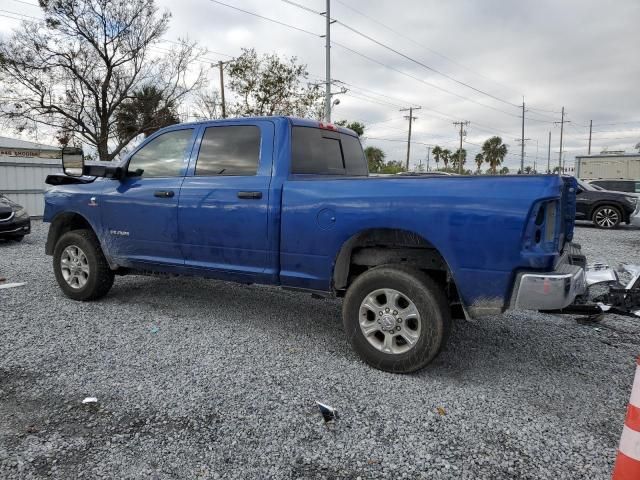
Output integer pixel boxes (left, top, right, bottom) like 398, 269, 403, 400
8, 0, 39, 6
207, 0, 320, 38
0, 8, 40, 20
207, 0, 557, 124
283, 0, 522, 109
330, 41, 530, 120
320, 73, 532, 138
331, 77, 518, 139
333, 0, 524, 100
592, 120, 640, 127
341, 92, 405, 109
0, 12, 25, 21
364, 136, 438, 147
0, 7, 237, 66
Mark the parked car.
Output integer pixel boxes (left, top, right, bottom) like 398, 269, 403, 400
586, 179, 640, 196
0, 194, 31, 241
575, 179, 639, 228
44, 117, 588, 373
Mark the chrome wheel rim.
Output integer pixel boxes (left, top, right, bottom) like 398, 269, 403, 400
595, 208, 618, 228
60, 245, 90, 289
359, 288, 421, 355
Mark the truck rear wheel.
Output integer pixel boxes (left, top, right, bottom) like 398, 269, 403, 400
342, 265, 450, 373
53, 229, 114, 301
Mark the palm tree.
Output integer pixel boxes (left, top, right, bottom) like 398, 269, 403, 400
432, 145, 442, 170
451, 148, 467, 171
523, 166, 533, 174
441, 148, 451, 169
482, 136, 508, 174
475, 153, 484, 173
499, 166, 510, 175
364, 146, 386, 173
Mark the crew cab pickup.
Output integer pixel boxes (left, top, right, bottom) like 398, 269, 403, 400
44, 117, 587, 373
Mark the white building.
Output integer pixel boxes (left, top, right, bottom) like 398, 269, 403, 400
0, 136, 61, 217
575, 152, 640, 180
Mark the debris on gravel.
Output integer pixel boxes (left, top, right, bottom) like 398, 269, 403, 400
1, 221, 639, 479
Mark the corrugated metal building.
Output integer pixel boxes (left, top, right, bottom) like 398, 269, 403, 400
575, 152, 640, 180
0, 136, 61, 217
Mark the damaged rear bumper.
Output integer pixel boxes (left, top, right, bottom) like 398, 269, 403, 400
507, 242, 640, 317
510, 263, 587, 310
509, 242, 587, 311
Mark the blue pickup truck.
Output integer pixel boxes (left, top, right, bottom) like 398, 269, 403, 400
44, 116, 588, 373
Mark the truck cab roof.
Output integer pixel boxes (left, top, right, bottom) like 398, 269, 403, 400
169, 116, 360, 138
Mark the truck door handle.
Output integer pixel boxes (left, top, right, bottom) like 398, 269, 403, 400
154, 190, 175, 198
237, 191, 262, 200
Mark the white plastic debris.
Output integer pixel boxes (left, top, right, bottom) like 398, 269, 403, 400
0, 282, 26, 290
82, 397, 98, 404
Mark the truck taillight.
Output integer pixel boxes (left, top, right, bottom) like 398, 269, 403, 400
524, 199, 560, 256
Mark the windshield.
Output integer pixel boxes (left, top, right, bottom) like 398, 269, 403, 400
577, 180, 597, 191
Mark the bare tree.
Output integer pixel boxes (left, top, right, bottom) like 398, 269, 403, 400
192, 88, 222, 120
0, 0, 205, 161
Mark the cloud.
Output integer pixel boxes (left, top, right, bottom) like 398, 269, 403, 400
1, 0, 638, 168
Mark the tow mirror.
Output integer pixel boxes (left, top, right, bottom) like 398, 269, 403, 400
62, 147, 85, 177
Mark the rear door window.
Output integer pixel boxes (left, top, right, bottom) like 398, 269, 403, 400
195, 126, 261, 176
616, 181, 633, 192
291, 126, 367, 175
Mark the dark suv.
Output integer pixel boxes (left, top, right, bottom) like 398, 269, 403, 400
0, 194, 31, 241
587, 179, 640, 195
575, 180, 638, 228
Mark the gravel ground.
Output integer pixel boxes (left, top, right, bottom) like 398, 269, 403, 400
1, 221, 639, 479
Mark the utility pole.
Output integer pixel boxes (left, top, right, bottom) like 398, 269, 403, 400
534, 139, 539, 173
218, 61, 227, 119
520, 98, 526, 174
514, 137, 531, 173
426, 146, 431, 172
554, 107, 569, 173
324, 0, 332, 122
547, 131, 551, 174
400, 106, 421, 170
453, 121, 470, 174
588, 119, 592, 155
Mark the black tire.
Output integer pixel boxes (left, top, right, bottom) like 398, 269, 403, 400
12, 236, 24, 242
342, 265, 450, 373
592, 205, 621, 229
53, 229, 114, 301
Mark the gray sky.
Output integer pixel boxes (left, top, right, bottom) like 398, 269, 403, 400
2, 0, 640, 171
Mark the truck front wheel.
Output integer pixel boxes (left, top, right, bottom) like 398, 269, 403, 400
53, 229, 114, 301
342, 265, 450, 373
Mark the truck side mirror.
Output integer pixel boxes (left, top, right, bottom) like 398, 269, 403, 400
62, 147, 85, 177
